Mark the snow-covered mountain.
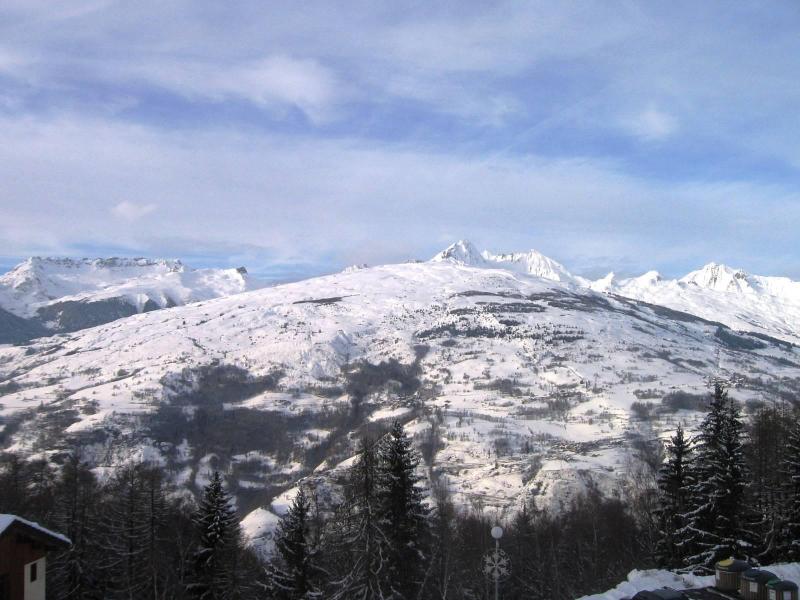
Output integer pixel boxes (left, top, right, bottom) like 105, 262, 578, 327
433, 240, 800, 344
0, 257, 266, 340
590, 262, 800, 344
432, 240, 576, 283
1, 250, 798, 551
1, 242, 799, 556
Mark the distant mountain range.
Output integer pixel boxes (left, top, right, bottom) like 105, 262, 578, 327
3, 245, 797, 345
0, 257, 266, 342
433, 240, 800, 344
1, 241, 799, 554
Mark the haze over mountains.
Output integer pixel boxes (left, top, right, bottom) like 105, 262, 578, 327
1, 240, 798, 553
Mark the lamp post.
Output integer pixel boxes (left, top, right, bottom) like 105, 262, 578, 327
491, 526, 503, 600
482, 525, 509, 600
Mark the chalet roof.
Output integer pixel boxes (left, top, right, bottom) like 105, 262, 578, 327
0, 514, 71, 547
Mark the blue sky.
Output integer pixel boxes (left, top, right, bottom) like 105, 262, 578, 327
1, 1, 800, 280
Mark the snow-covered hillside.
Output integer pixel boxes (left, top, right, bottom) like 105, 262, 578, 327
1, 252, 798, 542
0, 257, 266, 338
435, 240, 800, 344
590, 262, 800, 344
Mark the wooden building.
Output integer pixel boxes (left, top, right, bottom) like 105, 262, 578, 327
0, 514, 70, 600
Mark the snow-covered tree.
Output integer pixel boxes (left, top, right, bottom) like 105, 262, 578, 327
680, 384, 754, 572
188, 471, 242, 599
376, 421, 430, 599
268, 486, 320, 599
655, 424, 693, 569
782, 418, 800, 560
326, 436, 391, 600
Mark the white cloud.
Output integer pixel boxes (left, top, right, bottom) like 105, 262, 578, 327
624, 107, 678, 141
0, 114, 797, 277
106, 54, 343, 123
112, 201, 157, 221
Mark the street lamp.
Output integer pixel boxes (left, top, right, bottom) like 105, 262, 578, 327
483, 525, 510, 600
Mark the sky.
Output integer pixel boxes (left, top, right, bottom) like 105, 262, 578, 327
1, 1, 800, 280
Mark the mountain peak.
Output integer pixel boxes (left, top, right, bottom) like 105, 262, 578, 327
483, 249, 574, 283
681, 262, 750, 292
430, 240, 485, 265
430, 241, 576, 283
589, 271, 616, 293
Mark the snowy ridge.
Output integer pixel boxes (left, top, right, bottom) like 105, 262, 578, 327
0, 256, 266, 331
592, 264, 800, 343
431, 240, 575, 283
431, 241, 800, 342
430, 240, 487, 266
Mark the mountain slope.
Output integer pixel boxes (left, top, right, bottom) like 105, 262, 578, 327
432, 240, 800, 344
1, 258, 797, 530
0, 257, 266, 338
592, 263, 800, 344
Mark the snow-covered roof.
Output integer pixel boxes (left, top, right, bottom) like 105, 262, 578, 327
0, 514, 71, 546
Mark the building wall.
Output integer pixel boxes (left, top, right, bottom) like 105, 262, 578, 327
0, 535, 46, 600
23, 558, 45, 600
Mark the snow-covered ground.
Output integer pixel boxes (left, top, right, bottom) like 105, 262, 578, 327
580, 563, 800, 599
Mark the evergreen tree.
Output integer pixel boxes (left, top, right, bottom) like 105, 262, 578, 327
680, 384, 753, 572
747, 403, 792, 563
98, 464, 152, 599
188, 471, 241, 599
326, 436, 390, 600
376, 421, 430, 599
49, 453, 103, 600
782, 417, 800, 560
269, 486, 320, 599
655, 424, 693, 568
421, 480, 462, 600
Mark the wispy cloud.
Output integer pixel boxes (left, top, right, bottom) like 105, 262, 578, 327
117, 54, 343, 123
623, 107, 678, 141
112, 201, 157, 221
0, 2, 799, 277
1, 113, 799, 277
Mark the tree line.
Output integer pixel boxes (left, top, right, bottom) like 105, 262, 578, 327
1, 384, 799, 598
655, 383, 800, 573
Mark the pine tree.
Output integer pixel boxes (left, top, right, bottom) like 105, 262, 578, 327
680, 384, 753, 573
269, 486, 320, 599
49, 453, 103, 600
747, 403, 792, 563
421, 480, 462, 600
655, 424, 693, 568
326, 436, 390, 600
783, 417, 800, 560
188, 471, 241, 599
376, 421, 430, 599
98, 464, 152, 599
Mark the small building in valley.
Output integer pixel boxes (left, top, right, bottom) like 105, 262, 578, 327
0, 514, 70, 600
